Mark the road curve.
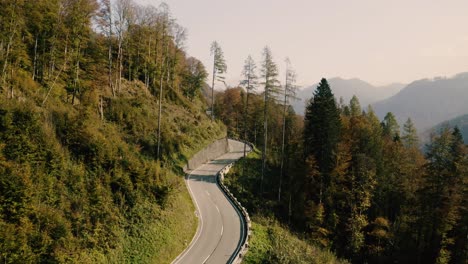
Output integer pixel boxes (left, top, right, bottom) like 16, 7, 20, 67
172, 139, 250, 264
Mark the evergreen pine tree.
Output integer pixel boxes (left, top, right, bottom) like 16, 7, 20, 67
382, 112, 400, 140
210, 41, 227, 120
259, 46, 280, 193
279, 58, 298, 202
350, 95, 361, 117
303, 78, 342, 252
240, 55, 257, 180
304, 78, 341, 174
422, 128, 467, 263
402, 118, 419, 148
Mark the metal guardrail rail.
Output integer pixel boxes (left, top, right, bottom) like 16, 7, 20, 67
217, 138, 253, 263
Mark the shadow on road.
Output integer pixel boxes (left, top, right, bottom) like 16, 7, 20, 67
188, 174, 217, 183
209, 159, 237, 165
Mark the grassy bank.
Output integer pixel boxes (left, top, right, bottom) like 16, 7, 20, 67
244, 217, 348, 264
224, 149, 348, 264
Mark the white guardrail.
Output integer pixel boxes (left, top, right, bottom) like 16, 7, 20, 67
217, 138, 253, 264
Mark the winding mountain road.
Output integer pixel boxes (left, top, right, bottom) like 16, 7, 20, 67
172, 140, 250, 264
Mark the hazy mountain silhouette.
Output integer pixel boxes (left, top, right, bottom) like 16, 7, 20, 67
373, 72, 468, 132
421, 114, 468, 144
293, 77, 404, 115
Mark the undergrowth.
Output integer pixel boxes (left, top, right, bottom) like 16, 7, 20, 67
0, 80, 225, 263
224, 150, 348, 264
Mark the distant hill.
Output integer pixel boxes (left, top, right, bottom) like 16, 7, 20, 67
293, 77, 404, 115
422, 114, 468, 144
373, 72, 468, 132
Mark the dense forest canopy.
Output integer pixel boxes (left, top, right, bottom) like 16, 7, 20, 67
217, 76, 467, 263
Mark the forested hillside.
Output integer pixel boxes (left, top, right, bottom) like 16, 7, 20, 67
219, 77, 467, 263
373, 73, 468, 131
425, 114, 468, 144
0, 0, 226, 263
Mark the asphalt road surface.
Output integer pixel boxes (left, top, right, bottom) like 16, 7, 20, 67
172, 140, 250, 264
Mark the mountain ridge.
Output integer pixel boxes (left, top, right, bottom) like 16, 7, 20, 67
293, 77, 404, 115
422, 113, 468, 144
373, 72, 468, 131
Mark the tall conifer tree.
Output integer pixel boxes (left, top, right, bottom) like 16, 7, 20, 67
278, 58, 297, 201
382, 112, 400, 140
349, 95, 361, 117
240, 55, 257, 177
209, 41, 227, 120
402, 118, 419, 148
259, 46, 280, 193
304, 78, 341, 174
303, 78, 341, 245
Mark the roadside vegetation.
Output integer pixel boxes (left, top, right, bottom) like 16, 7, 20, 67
0, 0, 225, 262
221, 78, 467, 264
246, 217, 348, 264
225, 149, 348, 264
0, 79, 225, 263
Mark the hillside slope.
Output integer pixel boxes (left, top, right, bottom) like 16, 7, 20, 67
0, 81, 225, 263
373, 72, 468, 131
0, 1, 232, 261
423, 114, 468, 144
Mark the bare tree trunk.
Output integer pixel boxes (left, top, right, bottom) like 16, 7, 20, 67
157, 73, 163, 159
42, 44, 68, 106
242, 78, 250, 179
145, 37, 151, 89
101, 0, 114, 97
135, 35, 142, 83
261, 89, 268, 194
99, 96, 104, 120
72, 58, 79, 105
117, 39, 122, 93
211, 56, 216, 121
32, 36, 38, 80
48, 6, 62, 80
126, 35, 133, 81
115, 0, 132, 93
124, 29, 130, 80
48, 37, 55, 79
108, 21, 114, 97
211, 59, 216, 120
1, 31, 13, 89
9, 68, 14, 99
108, 42, 114, 96
279, 89, 288, 202
1, 8, 19, 89
279, 66, 292, 202
72, 40, 82, 105
156, 25, 168, 160
40, 38, 46, 81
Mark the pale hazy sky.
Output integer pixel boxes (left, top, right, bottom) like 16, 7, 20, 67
137, 0, 468, 87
